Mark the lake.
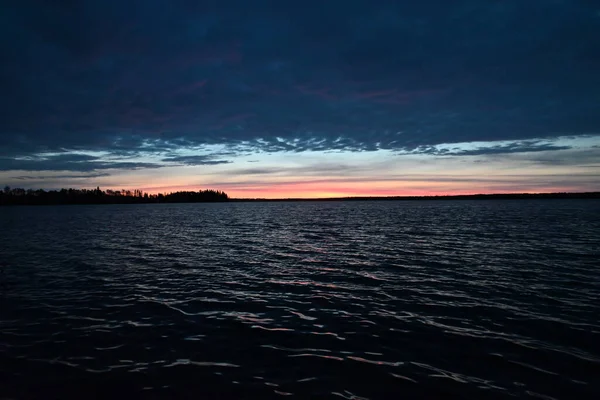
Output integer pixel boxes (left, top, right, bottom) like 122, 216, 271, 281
1, 200, 599, 399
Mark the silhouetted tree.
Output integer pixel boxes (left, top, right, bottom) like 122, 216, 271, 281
0, 187, 230, 206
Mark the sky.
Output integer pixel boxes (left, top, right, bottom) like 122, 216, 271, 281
1, 0, 599, 198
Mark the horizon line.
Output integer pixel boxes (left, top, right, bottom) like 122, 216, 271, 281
229, 191, 600, 201
3, 186, 599, 201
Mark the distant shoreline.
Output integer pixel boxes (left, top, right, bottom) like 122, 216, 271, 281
0, 187, 228, 206
1, 191, 598, 206
230, 192, 600, 202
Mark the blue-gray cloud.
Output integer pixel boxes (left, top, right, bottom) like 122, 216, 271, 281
0, 154, 162, 171
412, 141, 573, 156
13, 173, 111, 180
527, 148, 600, 167
1, 0, 599, 171
161, 155, 232, 165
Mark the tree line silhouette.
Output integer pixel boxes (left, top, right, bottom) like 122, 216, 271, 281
0, 186, 228, 205
2, 186, 597, 205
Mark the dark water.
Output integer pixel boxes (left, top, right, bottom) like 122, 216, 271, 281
1, 200, 599, 399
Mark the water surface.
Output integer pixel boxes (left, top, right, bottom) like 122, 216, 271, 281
1, 200, 599, 399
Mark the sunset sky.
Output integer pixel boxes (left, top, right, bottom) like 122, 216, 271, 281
1, 0, 599, 198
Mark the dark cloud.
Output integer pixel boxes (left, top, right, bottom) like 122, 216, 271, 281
1, 0, 599, 169
225, 161, 390, 177
0, 154, 162, 171
412, 141, 573, 156
230, 168, 280, 175
161, 155, 232, 165
13, 172, 111, 180
527, 148, 600, 167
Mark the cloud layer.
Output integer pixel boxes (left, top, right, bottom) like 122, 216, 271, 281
1, 0, 599, 172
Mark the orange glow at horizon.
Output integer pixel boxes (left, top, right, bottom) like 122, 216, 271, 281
133, 180, 583, 199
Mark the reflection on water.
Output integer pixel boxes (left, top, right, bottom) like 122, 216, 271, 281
1, 200, 599, 399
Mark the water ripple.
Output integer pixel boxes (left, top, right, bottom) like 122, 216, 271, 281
1, 200, 599, 399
